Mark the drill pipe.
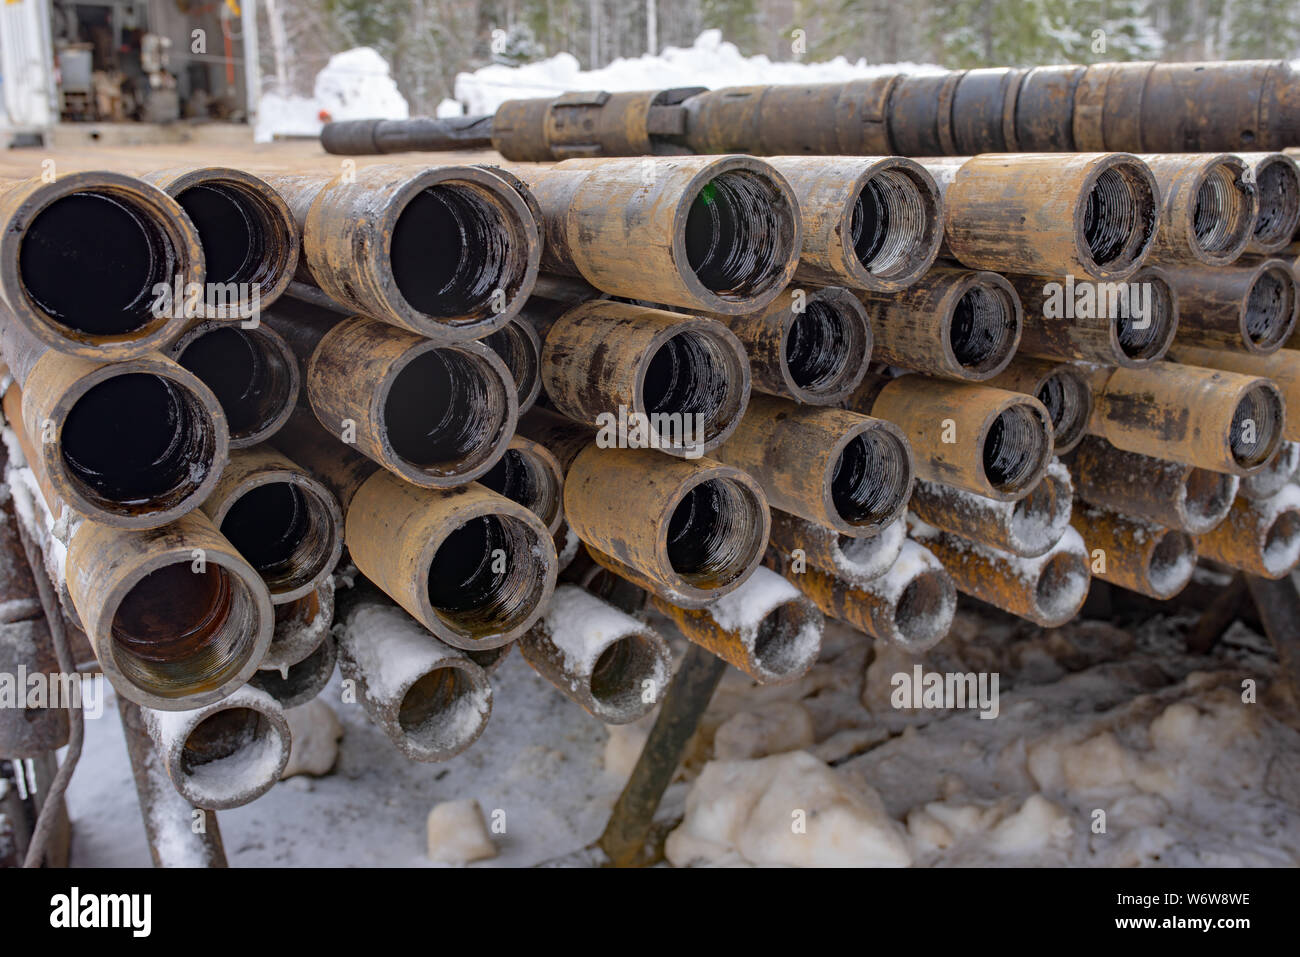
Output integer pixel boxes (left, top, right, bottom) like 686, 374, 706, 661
1139, 154, 1256, 267
0, 171, 204, 360
1167, 346, 1300, 441
1239, 441, 1300, 501
480, 317, 542, 414
520, 583, 672, 724
1160, 260, 1298, 354
1068, 503, 1196, 600
984, 356, 1094, 454
766, 509, 907, 585
476, 435, 565, 534
261, 577, 336, 672
250, 632, 337, 710
1197, 485, 1300, 579
1237, 152, 1300, 255
858, 266, 1022, 381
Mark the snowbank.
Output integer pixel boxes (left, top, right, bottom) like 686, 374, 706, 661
254, 47, 409, 143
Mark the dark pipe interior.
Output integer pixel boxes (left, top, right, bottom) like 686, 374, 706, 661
181, 707, 263, 772
1193, 163, 1251, 254
684, 170, 790, 299
1243, 268, 1295, 349
949, 285, 1016, 371
426, 514, 544, 636
176, 184, 262, 286
478, 448, 558, 525
641, 331, 734, 439
982, 404, 1047, 492
220, 482, 308, 572
785, 300, 850, 392
1254, 160, 1300, 246
1116, 277, 1173, 360
830, 430, 908, 526
1231, 385, 1284, 468
850, 169, 931, 278
1083, 165, 1151, 268
177, 326, 289, 438
384, 349, 501, 472
398, 667, 473, 737
666, 478, 761, 586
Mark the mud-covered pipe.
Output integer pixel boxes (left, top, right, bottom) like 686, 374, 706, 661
1140, 153, 1256, 266
765, 156, 943, 292
540, 300, 750, 458
985, 356, 1094, 454
520, 584, 672, 723
0, 171, 205, 360
1197, 486, 1300, 579
261, 577, 335, 673
264, 164, 540, 340
199, 447, 344, 604
250, 632, 337, 709
564, 444, 770, 609
1068, 503, 1196, 600
859, 267, 1022, 381
766, 509, 907, 585
848, 373, 1053, 501
909, 460, 1073, 558
1089, 362, 1285, 476
476, 435, 565, 534
650, 566, 823, 684
336, 598, 492, 761
1238, 153, 1300, 255
141, 684, 290, 809
1071, 435, 1240, 534
714, 286, 871, 406
1168, 345, 1300, 442
1160, 260, 1298, 354
1240, 441, 1300, 501
480, 317, 542, 414
2, 321, 228, 528
765, 538, 956, 651
712, 395, 913, 536
1009, 267, 1178, 368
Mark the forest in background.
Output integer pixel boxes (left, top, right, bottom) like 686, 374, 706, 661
256, 0, 1300, 115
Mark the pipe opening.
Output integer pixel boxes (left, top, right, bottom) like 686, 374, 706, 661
684, 169, 794, 301
19, 188, 176, 337
110, 562, 260, 699
1243, 266, 1296, 350
1082, 163, 1155, 269
982, 403, 1050, 494
893, 570, 954, 649
1264, 509, 1300, 576
1034, 551, 1088, 622
390, 181, 525, 320
783, 299, 859, 396
948, 283, 1018, 374
1192, 162, 1254, 255
61, 372, 218, 515
589, 634, 663, 713
480, 321, 539, 409
831, 428, 910, 527
1230, 384, 1284, 469
641, 328, 744, 447
218, 481, 337, 597
1254, 159, 1300, 247
426, 514, 549, 638
1035, 369, 1090, 451
850, 168, 933, 279
752, 601, 816, 677
478, 448, 561, 529
398, 666, 484, 751
1117, 274, 1175, 361
1182, 468, 1237, 530
666, 477, 766, 588
174, 181, 289, 291
250, 636, 334, 706
177, 326, 294, 441
383, 347, 509, 476
1147, 529, 1195, 596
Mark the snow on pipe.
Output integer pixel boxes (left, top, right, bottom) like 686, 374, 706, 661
1089, 362, 1286, 476
261, 577, 336, 673
540, 300, 751, 459
712, 394, 913, 537
1071, 436, 1240, 535
1068, 504, 1197, 600
141, 684, 291, 810
766, 509, 907, 586
913, 522, 1091, 629
1139, 154, 1257, 267
480, 316, 542, 414
1196, 485, 1300, 580
650, 566, 823, 685
908, 461, 1073, 559
714, 286, 870, 406
250, 633, 338, 710
1, 322, 228, 529
506, 155, 802, 315
765, 538, 956, 651
141, 166, 300, 318
520, 583, 671, 724
985, 356, 1094, 455
563, 444, 770, 609
198, 447, 344, 605
848, 374, 1053, 502
265, 164, 540, 341
337, 599, 492, 762
1238, 153, 1300, 255
1168, 346, 1300, 443
1010, 267, 1178, 368
476, 435, 565, 534
1159, 260, 1299, 355
166, 319, 300, 449
859, 267, 1022, 381
1239, 441, 1300, 502
0, 171, 204, 361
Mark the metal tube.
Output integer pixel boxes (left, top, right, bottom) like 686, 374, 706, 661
1140, 154, 1256, 266
1167, 345, 1300, 441
1069, 504, 1196, 599
476, 435, 565, 534
480, 317, 542, 414
261, 577, 335, 673
1159, 260, 1297, 354
250, 633, 337, 710
322, 115, 495, 154
1240, 441, 1300, 501
1197, 486, 1300, 579
766, 509, 906, 584
985, 356, 1094, 454
1238, 152, 1300, 254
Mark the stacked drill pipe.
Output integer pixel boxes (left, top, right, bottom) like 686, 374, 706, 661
985, 357, 1094, 454
1237, 153, 1300, 256
1068, 503, 1197, 600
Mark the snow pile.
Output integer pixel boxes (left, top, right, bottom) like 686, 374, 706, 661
254, 47, 409, 143
453, 30, 942, 117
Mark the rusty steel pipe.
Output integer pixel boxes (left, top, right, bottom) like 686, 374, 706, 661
1089, 362, 1285, 476
562, 548, 649, 617
1069, 504, 1196, 600
1140, 154, 1256, 266
261, 577, 335, 673
565, 444, 769, 608
141, 684, 291, 810
476, 435, 565, 534
65, 510, 274, 710
266, 164, 540, 340
480, 317, 542, 414
509, 155, 801, 314
198, 447, 344, 604
766, 538, 956, 651
1238, 153, 1300, 254
859, 267, 1022, 381
650, 566, 823, 685
849, 374, 1053, 501
766, 509, 907, 585
765, 156, 942, 292
714, 286, 870, 406
270, 407, 381, 520
0, 171, 204, 360
908, 460, 1073, 558
1162, 260, 1298, 354
541, 300, 750, 458
1071, 436, 1240, 535
712, 395, 912, 536
250, 632, 337, 710
337, 598, 492, 761
141, 166, 299, 318
985, 356, 1094, 454
1240, 441, 1300, 501
1168, 346, 1300, 442
1197, 486, 1300, 579
520, 583, 672, 723
515, 406, 599, 475
1009, 267, 1178, 368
